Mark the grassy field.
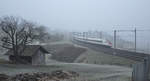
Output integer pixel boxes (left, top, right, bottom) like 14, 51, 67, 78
43, 42, 137, 67
0, 41, 136, 81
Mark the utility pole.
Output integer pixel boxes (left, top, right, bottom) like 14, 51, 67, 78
85, 32, 88, 39
98, 31, 102, 39
114, 30, 117, 49
135, 28, 137, 52
83, 32, 85, 38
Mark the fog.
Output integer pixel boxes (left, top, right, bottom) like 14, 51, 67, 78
1, 0, 150, 53
0, 0, 150, 31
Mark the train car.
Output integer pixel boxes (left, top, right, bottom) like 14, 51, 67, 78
74, 36, 112, 48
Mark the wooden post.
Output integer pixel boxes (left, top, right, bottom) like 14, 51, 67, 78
132, 56, 150, 81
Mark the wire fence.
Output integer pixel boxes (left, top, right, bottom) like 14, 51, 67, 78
104, 29, 150, 54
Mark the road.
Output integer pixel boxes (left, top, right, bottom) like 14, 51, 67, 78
72, 39, 150, 61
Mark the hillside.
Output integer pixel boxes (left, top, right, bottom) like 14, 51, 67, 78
74, 47, 137, 67
43, 42, 137, 67
44, 44, 86, 63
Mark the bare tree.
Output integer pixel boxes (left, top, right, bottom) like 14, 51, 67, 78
0, 16, 36, 63
33, 25, 49, 42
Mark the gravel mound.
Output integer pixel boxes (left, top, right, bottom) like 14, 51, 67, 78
0, 70, 79, 81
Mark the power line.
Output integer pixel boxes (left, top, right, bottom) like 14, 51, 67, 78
114, 28, 137, 52
116, 29, 150, 32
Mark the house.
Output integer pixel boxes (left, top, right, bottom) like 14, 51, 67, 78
5, 45, 50, 65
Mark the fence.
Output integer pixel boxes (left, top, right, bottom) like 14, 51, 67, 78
132, 57, 150, 81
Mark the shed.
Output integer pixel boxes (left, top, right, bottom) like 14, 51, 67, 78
5, 45, 50, 65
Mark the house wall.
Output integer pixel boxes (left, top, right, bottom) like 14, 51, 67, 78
9, 55, 32, 64
45, 54, 52, 61
32, 50, 46, 65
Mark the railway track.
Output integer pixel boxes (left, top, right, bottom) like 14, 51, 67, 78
72, 39, 150, 62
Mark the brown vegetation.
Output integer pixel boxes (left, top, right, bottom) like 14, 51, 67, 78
0, 70, 79, 81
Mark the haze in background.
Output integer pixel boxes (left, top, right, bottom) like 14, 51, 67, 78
0, 0, 150, 31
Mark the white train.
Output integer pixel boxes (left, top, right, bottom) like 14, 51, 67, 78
74, 36, 112, 48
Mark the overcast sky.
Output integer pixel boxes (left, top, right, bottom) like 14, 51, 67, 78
0, 0, 150, 31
